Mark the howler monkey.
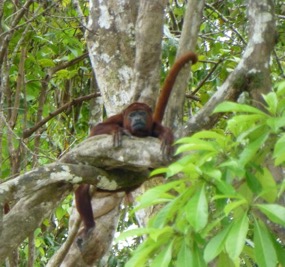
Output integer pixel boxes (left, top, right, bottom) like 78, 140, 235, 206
75, 51, 198, 234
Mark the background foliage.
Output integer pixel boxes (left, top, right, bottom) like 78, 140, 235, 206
0, 0, 284, 266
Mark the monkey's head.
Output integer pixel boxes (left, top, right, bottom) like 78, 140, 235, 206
123, 102, 153, 137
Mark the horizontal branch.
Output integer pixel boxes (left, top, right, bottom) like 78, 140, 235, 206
0, 135, 166, 262
184, 0, 275, 135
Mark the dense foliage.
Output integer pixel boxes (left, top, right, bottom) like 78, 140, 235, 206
120, 82, 285, 267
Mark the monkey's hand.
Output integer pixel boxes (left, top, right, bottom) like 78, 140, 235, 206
112, 126, 133, 147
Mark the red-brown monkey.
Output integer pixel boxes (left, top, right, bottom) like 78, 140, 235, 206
75, 51, 198, 235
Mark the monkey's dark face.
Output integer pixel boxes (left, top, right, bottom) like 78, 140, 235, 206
124, 109, 152, 137
128, 110, 147, 130
122, 103, 153, 137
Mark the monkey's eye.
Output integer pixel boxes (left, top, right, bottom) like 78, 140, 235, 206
128, 111, 147, 118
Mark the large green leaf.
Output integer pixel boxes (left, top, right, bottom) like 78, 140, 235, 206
256, 204, 285, 226
238, 132, 269, 167
176, 139, 217, 154
150, 240, 173, 267
225, 214, 249, 261
176, 241, 194, 267
192, 242, 207, 267
254, 219, 277, 267
273, 133, 285, 165
263, 92, 278, 115
204, 225, 231, 263
116, 227, 154, 242
150, 189, 194, 228
185, 184, 208, 232
228, 114, 266, 130
135, 181, 181, 210
266, 117, 285, 133
255, 168, 277, 202
214, 101, 267, 115
125, 241, 158, 267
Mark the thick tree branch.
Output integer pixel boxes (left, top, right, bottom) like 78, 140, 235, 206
164, 0, 205, 131
183, 0, 276, 135
132, 0, 167, 106
86, 0, 138, 115
0, 136, 166, 263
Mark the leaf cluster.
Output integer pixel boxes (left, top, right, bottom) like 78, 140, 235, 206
119, 82, 285, 267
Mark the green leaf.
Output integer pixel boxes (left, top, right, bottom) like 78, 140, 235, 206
204, 225, 231, 263
276, 80, 285, 97
38, 58, 55, 67
125, 241, 158, 267
213, 101, 267, 115
116, 228, 154, 242
254, 219, 277, 267
55, 206, 66, 220
263, 92, 278, 115
216, 251, 236, 267
266, 117, 285, 133
150, 204, 175, 228
245, 171, 262, 193
225, 214, 249, 260
192, 242, 207, 267
136, 181, 180, 210
273, 134, 285, 165
255, 168, 277, 202
224, 199, 247, 216
191, 130, 225, 139
190, 130, 227, 146
238, 132, 269, 167
203, 168, 222, 180
214, 179, 236, 195
256, 204, 285, 226
151, 189, 194, 228
150, 167, 168, 177
177, 241, 193, 267
166, 162, 185, 177
150, 240, 173, 267
185, 184, 208, 231
219, 159, 245, 178
274, 237, 285, 267
176, 139, 217, 154
227, 118, 266, 141
149, 227, 173, 242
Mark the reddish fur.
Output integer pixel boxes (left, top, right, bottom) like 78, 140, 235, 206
75, 52, 197, 234
153, 51, 198, 122
4, 203, 10, 214
75, 184, 95, 230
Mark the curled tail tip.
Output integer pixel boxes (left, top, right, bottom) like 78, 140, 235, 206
180, 51, 198, 64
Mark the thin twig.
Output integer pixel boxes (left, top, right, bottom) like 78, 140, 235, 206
190, 58, 223, 96
23, 93, 100, 139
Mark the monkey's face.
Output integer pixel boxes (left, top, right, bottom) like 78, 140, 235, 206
124, 109, 152, 137
123, 103, 153, 137
128, 110, 148, 130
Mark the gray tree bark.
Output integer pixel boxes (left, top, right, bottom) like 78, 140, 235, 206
0, 136, 164, 264
183, 0, 276, 135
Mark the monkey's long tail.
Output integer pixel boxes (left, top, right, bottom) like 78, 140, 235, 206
153, 51, 198, 123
